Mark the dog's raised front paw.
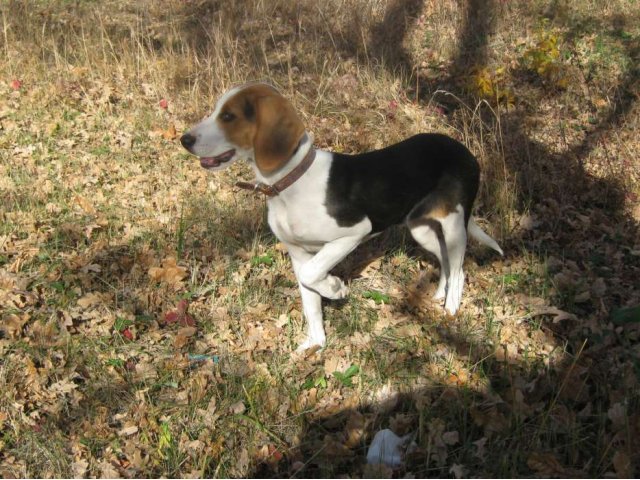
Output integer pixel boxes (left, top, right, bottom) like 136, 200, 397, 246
313, 274, 349, 300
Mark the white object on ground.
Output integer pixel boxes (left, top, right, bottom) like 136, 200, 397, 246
366, 429, 415, 468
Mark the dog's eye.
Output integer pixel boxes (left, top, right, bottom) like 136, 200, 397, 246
219, 111, 236, 122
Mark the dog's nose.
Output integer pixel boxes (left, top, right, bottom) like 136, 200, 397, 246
180, 133, 197, 150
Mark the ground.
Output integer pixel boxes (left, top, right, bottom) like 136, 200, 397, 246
1, 0, 639, 477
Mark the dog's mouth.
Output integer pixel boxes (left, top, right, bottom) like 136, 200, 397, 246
200, 149, 236, 169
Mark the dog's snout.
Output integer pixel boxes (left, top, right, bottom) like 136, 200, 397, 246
180, 133, 197, 151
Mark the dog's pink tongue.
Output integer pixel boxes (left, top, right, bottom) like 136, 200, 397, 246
200, 157, 220, 168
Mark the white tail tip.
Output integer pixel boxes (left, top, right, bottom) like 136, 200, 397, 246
468, 217, 503, 255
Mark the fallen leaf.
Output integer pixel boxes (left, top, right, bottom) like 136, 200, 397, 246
344, 411, 365, 448
527, 452, 567, 477
612, 450, 632, 478
363, 463, 393, 478
526, 304, 577, 323
162, 123, 177, 140
2, 313, 29, 339
163, 299, 195, 327
607, 403, 626, 431
99, 460, 121, 479
174, 335, 190, 350
594, 97, 608, 108
149, 257, 187, 287
74, 194, 96, 214
323, 434, 354, 458
258, 444, 284, 467
574, 290, 591, 303
118, 425, 139, 436
442, 431, 459, 445
450, 463, 467, 479
591, 278, 607, 297
77, 292, 105, 309
324, 357, 340, 376
269, 445, 283, 462
50, 378, 78, 395
121, 328, 134, 340
229, 400, 246, 415
471, 406, 509, 433
72, 459, 88, 477
473, 437, 488, 461
177, 326, 197, 337
519, 214, 541, 230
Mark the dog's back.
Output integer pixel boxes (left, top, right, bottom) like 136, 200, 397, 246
325, 133, 480, 232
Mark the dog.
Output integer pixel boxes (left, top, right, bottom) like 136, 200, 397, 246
180, 82, 503, 351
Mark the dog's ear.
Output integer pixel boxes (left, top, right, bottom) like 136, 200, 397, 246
253, 93, 305, 174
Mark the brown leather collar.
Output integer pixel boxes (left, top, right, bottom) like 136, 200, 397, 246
235, 145, 316, 197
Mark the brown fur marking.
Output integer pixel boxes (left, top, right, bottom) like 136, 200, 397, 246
217, 84, 305, 173
428, 203, 456, 219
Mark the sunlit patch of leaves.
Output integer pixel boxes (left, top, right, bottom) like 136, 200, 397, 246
468, 66, 516, 107
520, 21, 570, 89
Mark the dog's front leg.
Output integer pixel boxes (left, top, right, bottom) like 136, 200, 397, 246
287, 245, 326, 351
298, 231, 368, 299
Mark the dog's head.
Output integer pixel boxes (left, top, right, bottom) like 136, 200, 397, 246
180, 83, 305, 174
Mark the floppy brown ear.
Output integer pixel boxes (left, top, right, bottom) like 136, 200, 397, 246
253, 93, 305, 174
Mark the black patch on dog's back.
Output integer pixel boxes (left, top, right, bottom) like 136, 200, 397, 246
325, 134, 480, 232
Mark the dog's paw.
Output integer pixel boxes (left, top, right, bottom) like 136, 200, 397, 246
314, 275, 349, 300
295, 335, 326, 353
432, 285, 446, 301
432, 274, 447, 301
444, 270, 464, 315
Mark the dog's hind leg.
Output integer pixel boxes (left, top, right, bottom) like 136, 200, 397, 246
407, 218, 449, 300
407, 202, 468, 314
439, 205, 468, 314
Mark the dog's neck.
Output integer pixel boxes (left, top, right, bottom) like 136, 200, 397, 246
253, 133, 314, 187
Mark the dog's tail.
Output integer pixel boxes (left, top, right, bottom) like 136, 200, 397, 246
468, 217, 504, 255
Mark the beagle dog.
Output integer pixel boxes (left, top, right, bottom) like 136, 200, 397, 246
181, 82, 503, 351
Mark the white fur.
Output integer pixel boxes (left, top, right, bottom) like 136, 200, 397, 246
468, 217, 504, 255
186, 85, 250, 170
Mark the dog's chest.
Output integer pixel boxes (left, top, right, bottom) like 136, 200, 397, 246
261, 150, 376, 250
267, 199, 335, 251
